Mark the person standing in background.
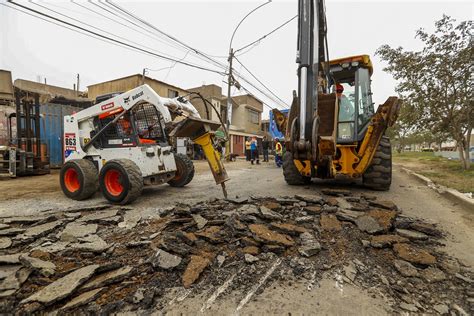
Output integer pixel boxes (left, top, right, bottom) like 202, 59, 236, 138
245, 137, 251, 161
262, 136, 270, 162
250, 137, 260, 165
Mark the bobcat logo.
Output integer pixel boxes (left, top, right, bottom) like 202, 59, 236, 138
123, 96, 130, 105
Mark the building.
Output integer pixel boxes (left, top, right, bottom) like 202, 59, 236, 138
87, 74, 188, 101
88, 77, 264, 157
0, 70, 92, 169
188, 84, 264, 157
187, 84, 226, 123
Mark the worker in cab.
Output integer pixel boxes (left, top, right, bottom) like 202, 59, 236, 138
336, 83, 355, 122
116, 114, 133, 137
275, 138, 283, 167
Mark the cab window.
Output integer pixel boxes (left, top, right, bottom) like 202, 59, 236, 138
356, 68, 374, 128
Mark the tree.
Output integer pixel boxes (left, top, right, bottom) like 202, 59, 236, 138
377, 15, 473, 169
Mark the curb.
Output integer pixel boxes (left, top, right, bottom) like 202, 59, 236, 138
400, 167, 474, 211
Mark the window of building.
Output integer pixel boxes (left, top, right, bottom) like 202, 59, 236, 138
248, 109, 259, 124
168, 89, 179, 98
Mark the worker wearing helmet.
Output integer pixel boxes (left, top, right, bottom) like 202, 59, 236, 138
336, 83, 354, 121
274, 138, 283, 167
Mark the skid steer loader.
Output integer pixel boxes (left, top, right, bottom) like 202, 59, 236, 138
273, 0, 400, 190
59, 84, 228, 204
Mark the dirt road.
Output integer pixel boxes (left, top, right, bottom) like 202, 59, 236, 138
0, 159, 472, 315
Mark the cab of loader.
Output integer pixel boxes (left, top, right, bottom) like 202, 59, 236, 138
91, 102, 167, 149
329, 55, 375, 144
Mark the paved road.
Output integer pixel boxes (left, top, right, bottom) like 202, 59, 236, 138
1, 160, 472, 266
0, 159, 472, 315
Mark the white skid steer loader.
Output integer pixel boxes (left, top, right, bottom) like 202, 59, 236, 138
60, 84, 228, 204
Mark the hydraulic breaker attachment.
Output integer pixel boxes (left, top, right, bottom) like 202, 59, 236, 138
170, 117, 230, 198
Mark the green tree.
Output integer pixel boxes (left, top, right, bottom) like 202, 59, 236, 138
377, 15, 473, 169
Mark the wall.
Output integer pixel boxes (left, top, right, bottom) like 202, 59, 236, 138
14, 79, 82, 104
232, 95, 263, 135
0, 70, 14, 102
187, 84, 224, 122
87, 75, 188, 101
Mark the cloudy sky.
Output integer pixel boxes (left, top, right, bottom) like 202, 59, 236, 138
0, 0, 472, 117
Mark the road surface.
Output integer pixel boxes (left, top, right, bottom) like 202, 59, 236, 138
0, 159, 472, 314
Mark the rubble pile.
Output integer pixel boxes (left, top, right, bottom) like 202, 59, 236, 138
0, 191, 472, 314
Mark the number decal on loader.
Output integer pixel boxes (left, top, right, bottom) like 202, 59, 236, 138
65, 133, 77, 150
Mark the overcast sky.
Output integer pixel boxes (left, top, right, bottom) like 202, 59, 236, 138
1, 0, 472, 118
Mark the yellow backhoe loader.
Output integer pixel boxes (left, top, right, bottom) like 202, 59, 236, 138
273, 0, 400, 190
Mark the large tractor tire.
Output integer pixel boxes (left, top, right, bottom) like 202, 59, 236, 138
168, 153, 195, 187
363, 136, 392, 191
60, 159, 98, 200
282, 152, 311, 185
99, 159, 143, 205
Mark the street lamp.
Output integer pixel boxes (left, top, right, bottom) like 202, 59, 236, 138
225, 0, 271, 160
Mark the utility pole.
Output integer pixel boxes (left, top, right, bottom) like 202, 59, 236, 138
225, 48, 234, 161
76, 74, 80, 95
142, 68, 146, 85
225, 0, 271, 161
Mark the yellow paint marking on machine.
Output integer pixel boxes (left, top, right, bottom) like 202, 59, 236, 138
294, 159, 312, 177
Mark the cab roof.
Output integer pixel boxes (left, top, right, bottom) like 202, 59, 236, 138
329, 55, 373, 76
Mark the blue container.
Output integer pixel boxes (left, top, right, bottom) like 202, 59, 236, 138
41, 104, 81, 168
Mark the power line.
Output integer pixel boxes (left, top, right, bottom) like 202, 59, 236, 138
1, 3, 151, 57
235, 15, 297, 53
106, 1, 228, 71
239, 84, 284, 111
103, 1, 288, 109
9, 1, 288, 110
234, 56, 288, 107
7, 1, 226, 75
91, 1, 189, 54
29, 1, 184, 63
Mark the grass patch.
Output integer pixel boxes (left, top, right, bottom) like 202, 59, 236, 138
393, 151, 474, 193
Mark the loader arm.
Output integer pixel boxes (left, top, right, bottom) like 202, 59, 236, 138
354, 97, 400, 175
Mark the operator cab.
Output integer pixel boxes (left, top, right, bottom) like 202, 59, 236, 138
329, 55, 375, 143
92, 102, 168, 149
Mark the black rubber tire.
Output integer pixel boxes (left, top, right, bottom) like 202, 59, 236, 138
168, 153, 195, 187
363, 136, 392, 191
60, 159, 98, 200
282, 152, 312, 185
99, 159, 143, 205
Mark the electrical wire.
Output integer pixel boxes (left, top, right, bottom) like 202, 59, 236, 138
103, 0, 290, 110
235, 15, 297, 53
29, 0, 183, 62
163, 50, 191, 81
8, 1, 289, 110
0, 3, 154, 58
7, 1, 226, 75
234, 56, 288, 107
92, 1, 189, 54
106, 1, 228, 71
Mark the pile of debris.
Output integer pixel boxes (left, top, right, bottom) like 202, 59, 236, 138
0, 190, 472, 314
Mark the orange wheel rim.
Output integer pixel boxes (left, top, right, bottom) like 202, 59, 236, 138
174, 160, 184, 181
64, 168, 80, 192
104, 169, 123, 196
